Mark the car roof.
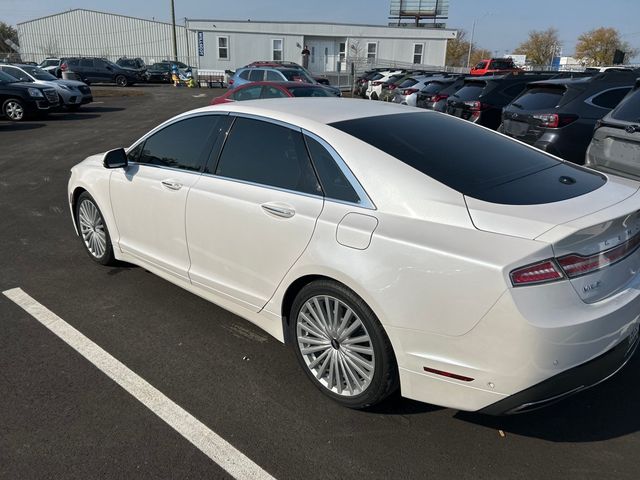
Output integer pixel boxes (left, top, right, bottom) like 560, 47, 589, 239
193, 98, 419, 126
234, 81, 322, 89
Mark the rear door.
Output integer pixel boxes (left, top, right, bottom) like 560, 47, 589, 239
186, 116, 324, 310
502, 85, 567, 141
446, 80, 487, 119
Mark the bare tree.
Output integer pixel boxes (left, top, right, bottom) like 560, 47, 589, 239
575, 27, 639, 66
514, 27, 561, 66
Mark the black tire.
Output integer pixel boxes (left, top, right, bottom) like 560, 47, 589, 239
289, 279, 399, 409
3, 98, 26, 121
75, 192, 116, 266
115, 75, 128, 87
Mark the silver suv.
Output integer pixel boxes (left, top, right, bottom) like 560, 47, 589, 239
586, 79, 640, 180
0, 64, 92, 110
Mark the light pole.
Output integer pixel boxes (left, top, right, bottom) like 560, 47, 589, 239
466, 12, 491, 68
170, 0, 178, 62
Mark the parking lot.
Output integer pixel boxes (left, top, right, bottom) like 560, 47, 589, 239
1, 84, 639, 479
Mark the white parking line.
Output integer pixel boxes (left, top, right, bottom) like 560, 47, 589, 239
3, 287, 275, 480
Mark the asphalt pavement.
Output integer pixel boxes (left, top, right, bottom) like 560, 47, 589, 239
1, 84, 639, 479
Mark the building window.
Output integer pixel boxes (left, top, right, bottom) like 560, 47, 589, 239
272, 39, 283, 61
217, 36, 229, 60
339, 42, 346, 63
413, 43, 424, 64
367, 42, 377, 62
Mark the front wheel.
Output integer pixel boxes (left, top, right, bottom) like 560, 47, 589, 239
75, 192, 116, 265
3, 99, 26, 121
290, 280, 399, 409
115, 75, 128, 87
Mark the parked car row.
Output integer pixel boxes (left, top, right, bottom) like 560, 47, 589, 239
361, 67, 639, 169
38, 57, 194, 86
228, 61, 341, 96
0, 65, 92, 121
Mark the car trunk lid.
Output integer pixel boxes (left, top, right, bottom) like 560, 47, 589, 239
466, 175, 640, 302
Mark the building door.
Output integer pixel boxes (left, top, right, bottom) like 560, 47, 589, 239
306, 39, 338, 73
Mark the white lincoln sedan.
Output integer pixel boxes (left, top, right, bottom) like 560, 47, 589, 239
68, 99, 640, 414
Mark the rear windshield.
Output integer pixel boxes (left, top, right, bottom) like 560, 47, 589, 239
491, 60, 515, 70
611, 88, 640, 122
451, 83, 485, 101
398, 78, 418, 88
421, 81, 448, 94
511, 87, 565, 110
330, 112, 605, 204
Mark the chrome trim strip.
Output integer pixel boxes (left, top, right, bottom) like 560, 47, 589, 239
201, 172, 325, 202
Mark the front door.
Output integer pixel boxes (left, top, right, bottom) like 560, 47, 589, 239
186, 116, 324, 310
110, 114, 229, 280
307, 40, 338, 74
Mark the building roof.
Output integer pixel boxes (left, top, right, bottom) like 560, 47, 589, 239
17, 8, 180, 27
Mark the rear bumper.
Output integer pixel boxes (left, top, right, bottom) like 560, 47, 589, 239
480, 325, 639, 414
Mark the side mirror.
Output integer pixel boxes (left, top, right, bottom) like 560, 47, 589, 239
103, 148, 128, 169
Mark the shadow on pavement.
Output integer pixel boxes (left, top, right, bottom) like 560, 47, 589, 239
456, 352, 640, 442
76, 106, 126, 113
46, 113, 101, 121
1, 122, 46, 131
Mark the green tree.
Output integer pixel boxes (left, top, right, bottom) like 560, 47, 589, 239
514, 27, 561, 66
0, 21, 19, 57
575, 27, 638, 65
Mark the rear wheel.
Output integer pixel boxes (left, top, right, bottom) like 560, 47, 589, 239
115, 75, 128, 87
3, 99, 25, 121
290, 280, 398, 409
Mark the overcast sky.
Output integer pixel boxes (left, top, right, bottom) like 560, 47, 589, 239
4, 0, 640, 58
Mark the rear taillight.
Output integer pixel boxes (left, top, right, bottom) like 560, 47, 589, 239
510, 260, 565, 286
432, 94, 449, 102
61, 62, 68, 71
464, 100, 490, 111
388, 84, 397, 90
533, 113, 578, 128
557, 232, 640, 279
229, 78, 234, 85
511, 231, 640, 286
402, 88, 419, 95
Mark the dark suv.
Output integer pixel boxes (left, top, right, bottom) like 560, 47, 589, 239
61, 57, 142, 86
445, 72, 572, 130
416, 75, 465, 109
501, 70, 638, 163
0, 70, 59, 121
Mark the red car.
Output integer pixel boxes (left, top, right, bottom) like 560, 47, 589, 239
210, 81, 335, 105
470, 58, 522, 76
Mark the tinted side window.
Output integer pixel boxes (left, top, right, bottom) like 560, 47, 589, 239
239, 70, 250, 80
2, 66, 23, 79
305, 136, 360, 203
79, 59, 94, 68
590, 87, 631, 109
67, 59, 79, 67
139, 116, 225, 171
265, 70, 282, 81
611, 88, 640, 122
231, 86, 263, 101
127, 142, 144, 163
451, 84, 485, 100
248, 69, 264, 81
216, 118, 321, 195
261, 86, 287, 98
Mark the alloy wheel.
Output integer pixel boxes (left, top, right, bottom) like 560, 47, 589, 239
78, 199, 107, 259
296, 295, 375, 397
5, 101, 24, 121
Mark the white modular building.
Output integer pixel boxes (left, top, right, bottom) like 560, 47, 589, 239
187, 19, 457, 74
16, 9, 457, 73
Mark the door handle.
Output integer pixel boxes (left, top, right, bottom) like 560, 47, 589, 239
161, 179, 182, 191
261, 203, 295, 218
